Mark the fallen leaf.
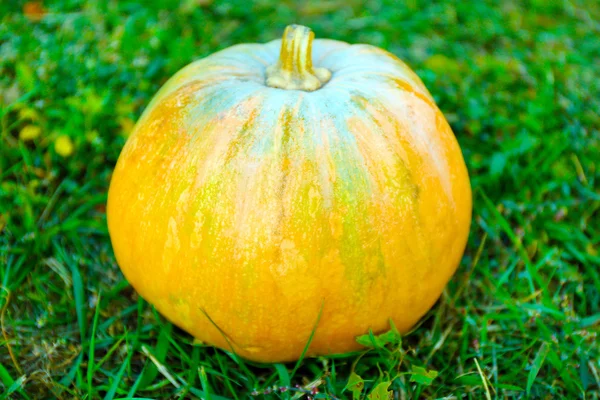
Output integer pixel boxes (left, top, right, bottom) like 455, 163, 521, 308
19, 125, 42, 141
409, 365, 439, 386
343, 372, 364, 400
55, 135, 75, 157
367, 381, 392, 400
23, 1, 47, 22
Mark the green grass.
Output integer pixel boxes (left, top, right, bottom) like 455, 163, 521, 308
1, 0, 599, 398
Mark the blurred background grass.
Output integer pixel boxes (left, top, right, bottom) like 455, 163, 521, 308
1, 0, 599, 398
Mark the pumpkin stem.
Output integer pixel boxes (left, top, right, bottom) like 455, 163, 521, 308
266, 25, 331, 91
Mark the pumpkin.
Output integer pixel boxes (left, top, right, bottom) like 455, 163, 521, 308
107, 25, 472, 363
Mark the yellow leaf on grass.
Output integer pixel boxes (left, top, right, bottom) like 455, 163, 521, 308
55, 135, 74, 157
118, 117, 136, 137
23, 2, 46, 22
424, 54, 460, 75
19, 107, 40, 121
19, 125, 41, 141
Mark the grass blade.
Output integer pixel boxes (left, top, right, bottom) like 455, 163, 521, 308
199, 366, 212, 400
139, 322, 172, 388
527, 342, 550, 395
1, 375, 27, 400
126, 365, 148, 398
274, 363, 291, 390
290, 299, 324, 380
103, 344, 134, 400
473, 358, 493, 400
55, 242, 87, 339
0, 362, 29, 400
88, 293, 102, 397
199, 308, 254, 381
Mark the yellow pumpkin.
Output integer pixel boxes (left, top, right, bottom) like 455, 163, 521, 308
107, 25, 472, 363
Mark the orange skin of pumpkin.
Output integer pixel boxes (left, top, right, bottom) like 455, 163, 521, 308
107, 26, 472, 363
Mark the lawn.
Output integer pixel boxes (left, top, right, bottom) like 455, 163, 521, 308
1, 0, 599, 398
